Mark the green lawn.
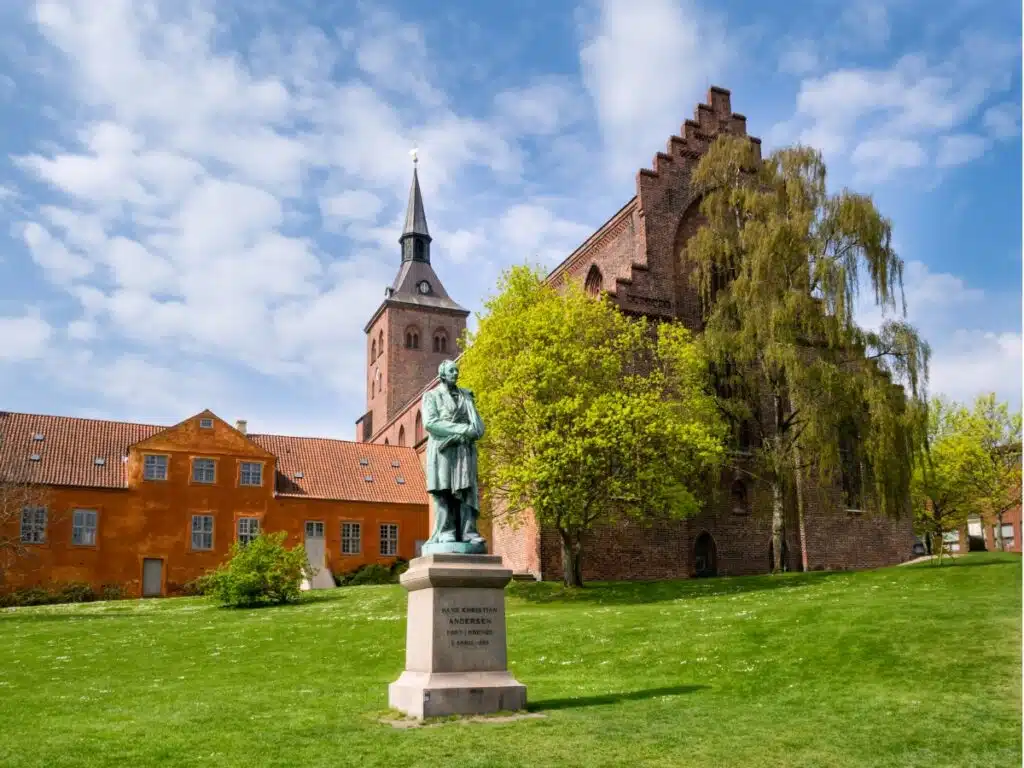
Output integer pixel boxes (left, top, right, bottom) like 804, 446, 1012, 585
0, 553, 1019, 768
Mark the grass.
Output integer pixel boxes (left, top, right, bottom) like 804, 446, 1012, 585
0, 553, 1019, 768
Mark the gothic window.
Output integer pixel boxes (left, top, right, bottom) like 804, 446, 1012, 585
415, 411, 423, 444
405, 326, 420, 349
398, 426, 406, 447
731, 479, 750, 515
384, 438, 390, 445
371, 338, 377, 359
378, 330, 384, 357
433, 330, 448, 354
839, 425, 864, 511
585, 264, 603, 297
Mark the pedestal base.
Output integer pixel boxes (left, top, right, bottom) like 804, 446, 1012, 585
389, 671, 527, 719
420, 540, 487, 555
388, 554, 527, 719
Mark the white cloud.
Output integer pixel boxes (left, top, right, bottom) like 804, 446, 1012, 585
578, 0, 728, 178
855, 260, 1021, 410
319, 190, 384, 224
928, 331, 1022, 410
778, 41, 819, 76
850, 138, 926, 182
982, 102, 1021, 139
840, 0, 890, 48
0, 311, 53, 361
935, 133, 989, 168
773, 33, 1020, 181
494, 77, 587, 136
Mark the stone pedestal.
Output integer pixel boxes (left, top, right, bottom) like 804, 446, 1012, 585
388, 554, 527, 719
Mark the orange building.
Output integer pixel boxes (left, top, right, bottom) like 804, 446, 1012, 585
0, 409, 428, 597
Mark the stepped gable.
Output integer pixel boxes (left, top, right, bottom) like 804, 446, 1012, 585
549, 86, 761, 326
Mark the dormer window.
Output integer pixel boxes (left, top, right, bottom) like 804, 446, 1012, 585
199, 418, 213, 429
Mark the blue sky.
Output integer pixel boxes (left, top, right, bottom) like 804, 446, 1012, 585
0, 0, 1020, 438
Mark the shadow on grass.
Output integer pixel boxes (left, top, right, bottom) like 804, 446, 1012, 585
508, 570, 849, 606
923, 557, 1020, 569
529, 684, 708, 711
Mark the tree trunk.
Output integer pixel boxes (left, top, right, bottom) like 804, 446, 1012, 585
559, 529, 584, 588
771, 480, 786, 574
793, 443, 808, 572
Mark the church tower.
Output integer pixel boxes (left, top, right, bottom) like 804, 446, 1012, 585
357, 157, 469, 443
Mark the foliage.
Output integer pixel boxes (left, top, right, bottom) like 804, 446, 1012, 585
911, 397, 990, 559
0, 581, 97, 607
0, 554, 1019, 767
686, 135, 930, 572
333, 559, 409, 587
963, 393, 1022, 551
458, 265, 727, 587
99, 583, 126, 601
205, 531, 310, 607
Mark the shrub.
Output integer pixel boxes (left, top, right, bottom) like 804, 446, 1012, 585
181, 575, 213, 596
99, 584, 126, 601
0, 581, 96, 607
205, 531, 310, 607
334, 559, 409, 587
56, 582, 96, 603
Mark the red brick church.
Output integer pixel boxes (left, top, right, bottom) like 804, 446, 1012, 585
358, 86, 916, 581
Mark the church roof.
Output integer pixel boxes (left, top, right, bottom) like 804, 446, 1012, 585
0, 410, 427, 505
401, 166, 430, 240
387, 259, 468, 313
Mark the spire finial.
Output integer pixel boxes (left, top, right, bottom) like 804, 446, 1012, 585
410, 147, 418, 166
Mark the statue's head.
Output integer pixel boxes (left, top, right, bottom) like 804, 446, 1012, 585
438, 359, 459, 386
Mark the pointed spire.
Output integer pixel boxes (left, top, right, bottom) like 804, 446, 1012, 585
399, 149, 431, 263
402, 150, 430, 240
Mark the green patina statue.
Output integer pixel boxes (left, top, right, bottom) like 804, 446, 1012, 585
421, 359, 487, 555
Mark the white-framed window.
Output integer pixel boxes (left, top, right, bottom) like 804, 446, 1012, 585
994, 523, 1016, 549
72, 509, 98, 546
192, 457, 216, 484
379, 523, 399, 557
237, 517, 260, 546
143, 454, 168, 481
342, 522, 361, 555
20, 506, 47, 544
942, 530, 960, 553
305, 521, 325, 539
240, 461, 262, 487
199, 418, 214, 429
191, 515, 214, 550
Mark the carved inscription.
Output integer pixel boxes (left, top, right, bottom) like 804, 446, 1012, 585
441, 605, 497, 649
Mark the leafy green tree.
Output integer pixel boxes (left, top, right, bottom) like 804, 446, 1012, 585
912, 398, 989, 560
687, 136, 930, 572
206, 531, 311, 607
963, 393, 1022, 551
458, 266, 727, 587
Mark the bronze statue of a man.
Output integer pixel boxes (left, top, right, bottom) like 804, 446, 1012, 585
422, 359, 486, 553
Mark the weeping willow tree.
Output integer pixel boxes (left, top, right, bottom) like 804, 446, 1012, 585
687, 136, 930, 573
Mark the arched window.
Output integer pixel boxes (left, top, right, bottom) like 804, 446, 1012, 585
378, 330, 384, 357
433, 329, 448, 354
731, 479, 749, 515
694, 532, 718, 577
405, 326, 420, 349
398, 426, 406, 447
371, 379, 375, 398
384, 438, 390, 445
585, 264, 603, 297
371, 338, 377, 359
415, 410, 423, 444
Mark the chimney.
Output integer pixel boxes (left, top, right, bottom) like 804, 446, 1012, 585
235, 419, 247, 435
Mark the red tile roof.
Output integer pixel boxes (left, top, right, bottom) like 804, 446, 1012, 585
0, 411, 427, 505
0, 412, 161, 489
249, 433, 426, 505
